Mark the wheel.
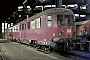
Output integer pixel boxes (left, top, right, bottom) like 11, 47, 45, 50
36, 45, 41, 51
44, 46, 52, 54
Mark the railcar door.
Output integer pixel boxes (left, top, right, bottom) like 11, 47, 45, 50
24, 23, 26, 40
21, 24, 25, 41
10, 28, 13, 40
19, 25, 22, 40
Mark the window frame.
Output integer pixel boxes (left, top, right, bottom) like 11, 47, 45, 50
57, 15, 64, 26
31, 20, 35, 29
19, 25, 22, 31
22, 24, 24, 30
36, 18, 41, 29
25, 24, 26, 30
64, 15, 71, 26
71, 15, 75, 26
47, 15, 52, 27
27, 22, 30, 30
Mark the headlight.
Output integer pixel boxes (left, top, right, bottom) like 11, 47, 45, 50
85, 32, 87, 34
67, 29, 71, 33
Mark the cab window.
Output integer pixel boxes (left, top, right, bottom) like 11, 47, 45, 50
57, 15, 64, 26
71, 15, 75, 26
65, 15, 71, 26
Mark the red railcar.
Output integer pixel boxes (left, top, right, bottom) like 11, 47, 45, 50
6, 8, 76, 52
76, 20, 90, 38
12, 24, 20, 41
6, 27, 13, 40
71, 20, 90, 51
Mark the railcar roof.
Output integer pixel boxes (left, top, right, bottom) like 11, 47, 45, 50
76, 20, 90, 25
12, 8, 73, 28
19, 8, 73, 23
27, 8, 73, 21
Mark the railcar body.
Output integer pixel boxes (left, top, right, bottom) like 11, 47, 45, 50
73, 20, 90, 51
76, 20, 90, 38
12, 24, 20, 41
6, 27, 13, 40
6, 8, 75, 52
67, 21, 90, 60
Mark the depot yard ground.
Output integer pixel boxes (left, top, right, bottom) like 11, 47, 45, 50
0, 39, 71, 60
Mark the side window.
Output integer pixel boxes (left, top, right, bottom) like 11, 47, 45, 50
14, 27, 16, 32
57, 15, 63, 26
19, 25, 21, 31
71, 15, 75, 26
65, 15, 71, 25
16, 26, 18, 32
31, 20, 35, 29
76, 25, 80, 29
47, 16, 52, 27
22, 24, 24, 30
25, 24, 26, 30
36, 18, 41, 28
27, 22, 30, 29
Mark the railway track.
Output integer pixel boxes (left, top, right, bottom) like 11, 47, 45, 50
0, 51, 5, 60
0, 45, 6, 60
1, 39, 90, 60
0, 39, 9, 60
0, 39, 8, 43
0, 41, 71, 60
